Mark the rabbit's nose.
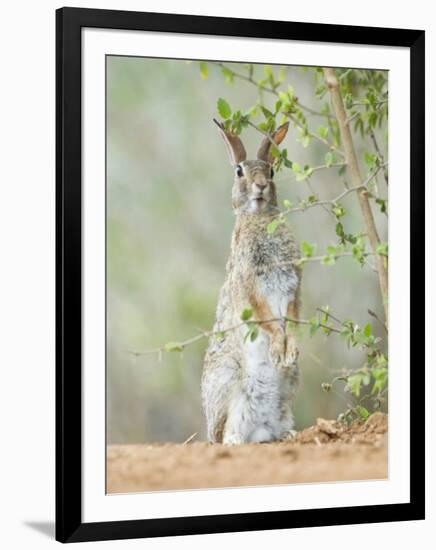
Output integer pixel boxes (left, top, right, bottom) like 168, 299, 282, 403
255, 181, 267, 191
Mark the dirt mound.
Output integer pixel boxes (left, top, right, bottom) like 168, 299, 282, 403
107, 413, 388, 494
293, 412, 388, 445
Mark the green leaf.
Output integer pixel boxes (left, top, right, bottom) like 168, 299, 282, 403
283, 199, 293, 209
315, 84, 326, 98
247, 105, 258, 118
321, 255, 336, 265
217, 98, 232, 119
221, 66, 234, 83
375, 198, 388, 214
335, 222, 345, 238
267, 219, 281, 234
250, 325, 259, 342
364, 323, 372, 337
344, 93, 353, 109
270, 145, 280, 158
295, 166, 313, 182
164, 342, 184, 352
300, 134, 310, 148
275, 99, 283, 113
371, 366, 388, 394
376, 354, 388, 368
317, 125, 329, 139
301, 240, 317, 258
258, 121, 269, 132
278, 91, 289, 103
244, 322, 259, 343
356, 405, 370, 419
260, 106, 274, 120
332, 203, 345, 219
364, 152, 378, 169
241, 307, 253, 321
308, 317, 321, 336
199, 62, 208, 80
264, 64, 273, 78
347, 373, 363, 397
325, 151, 334, 167
376, 242, 388, 256
277, 68, 287, 82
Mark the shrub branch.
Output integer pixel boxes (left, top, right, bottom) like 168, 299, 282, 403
323, 67, 388, 323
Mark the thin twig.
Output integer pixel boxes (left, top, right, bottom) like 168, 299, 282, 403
280, 163, 386, 216
247, 120, 279, 150
128, 313, 342, 357
369, 129, 389, 186
316, 307, 343, 326
213, 62, 335, 119
276, 163, 385, 218
274, 162, 346, 184
346, 111, 361, 125
311, 162, 347, 173
284, 111, 346, 157
212, 61, 345, 158
297, 251, 377, 263
352, 99, 388, 107
305, 178, 338, 221
182, 432, 198, 445
367, 309, 388, 334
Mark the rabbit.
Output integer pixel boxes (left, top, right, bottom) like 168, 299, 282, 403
201, 119, 302, 445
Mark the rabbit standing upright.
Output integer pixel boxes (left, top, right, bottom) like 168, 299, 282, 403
202, 120, 302, 444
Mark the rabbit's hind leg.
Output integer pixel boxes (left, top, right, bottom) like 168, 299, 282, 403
222, 431, 244, 445
222, 390, 249, 445
202, 356, 240, 443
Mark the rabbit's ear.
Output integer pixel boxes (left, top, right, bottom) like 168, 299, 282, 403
213, 119, 247, 165
257, 122, 290, 163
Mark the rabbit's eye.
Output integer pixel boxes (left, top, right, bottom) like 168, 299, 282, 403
235, 165, 243, 178
270, 167, 275, 178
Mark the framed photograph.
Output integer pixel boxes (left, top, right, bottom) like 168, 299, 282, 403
56, 7, 425, 543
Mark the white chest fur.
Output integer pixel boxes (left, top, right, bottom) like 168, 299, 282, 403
222, 326, 295, 444
257, 268, 298, 318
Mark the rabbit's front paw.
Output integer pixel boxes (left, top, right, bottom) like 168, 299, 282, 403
269, 335, 286, 367
284, 338, 299, 367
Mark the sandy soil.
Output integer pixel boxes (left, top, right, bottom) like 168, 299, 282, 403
107, 413, 387, 494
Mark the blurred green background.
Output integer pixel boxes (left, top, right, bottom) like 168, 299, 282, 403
106, 57, 388, 444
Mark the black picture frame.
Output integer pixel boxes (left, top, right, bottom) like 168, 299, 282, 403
56, 6, 425, 543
